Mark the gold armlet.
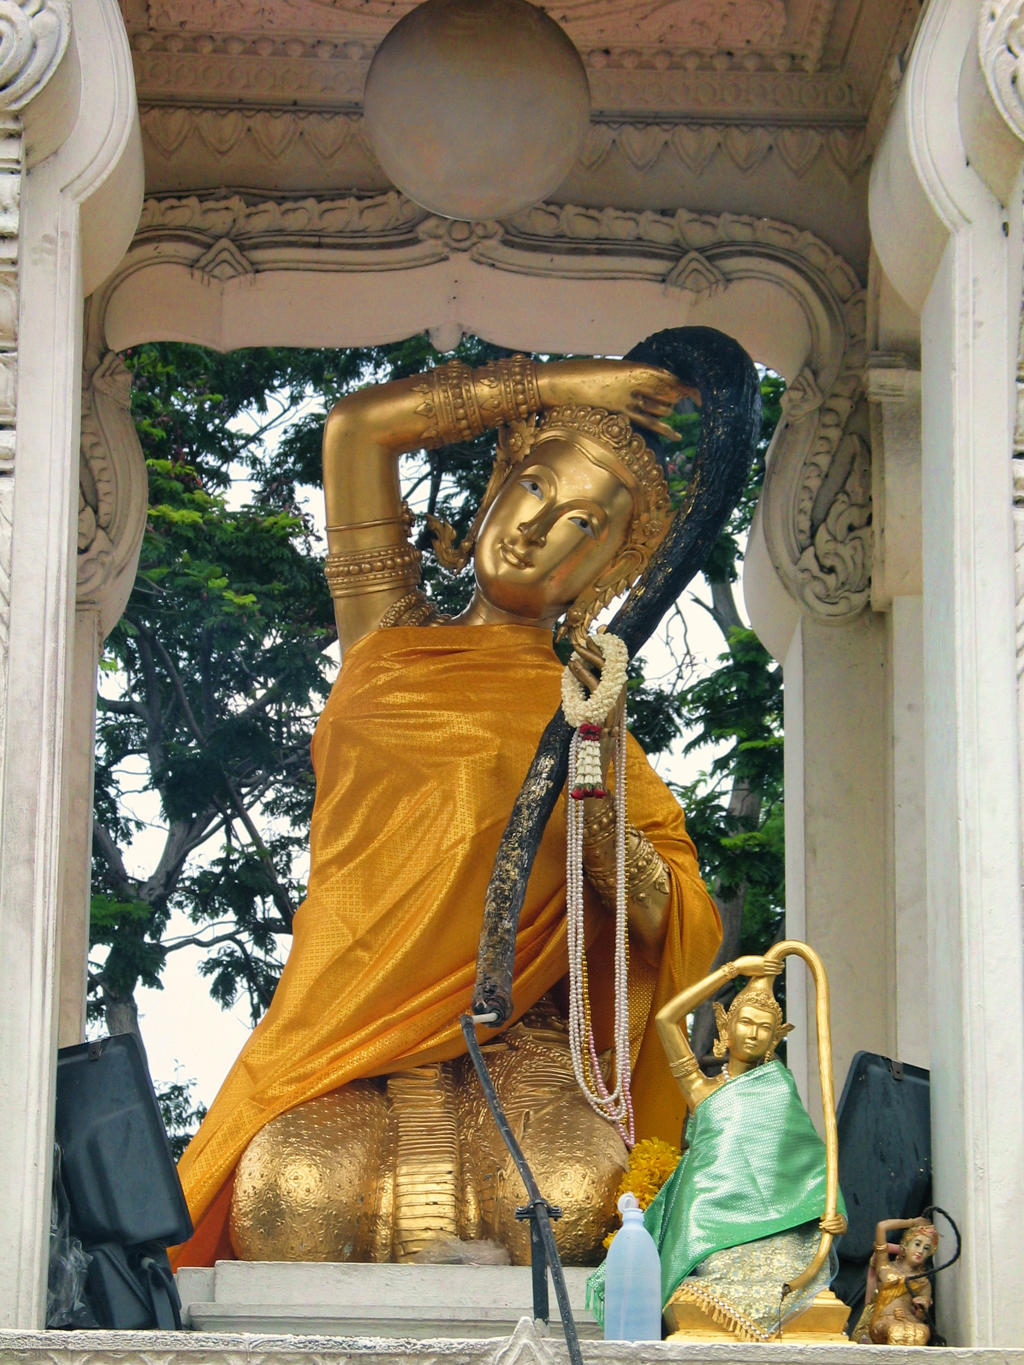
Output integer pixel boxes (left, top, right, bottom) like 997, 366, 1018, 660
324, 543, 421, 598
874, 1243, 889, 1254
325, 507, 415, 538
414, 357, 540, 447
626, 827, 671, 903
669, 1054, 701, 1081
475, 355, 542, 427
582, 817, 669, 906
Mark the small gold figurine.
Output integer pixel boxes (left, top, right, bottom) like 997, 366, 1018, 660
852, 1217, 938, 1345
588, 941, 850, 1341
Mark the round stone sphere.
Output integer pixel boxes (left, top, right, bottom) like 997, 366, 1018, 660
363, 0, 590, 221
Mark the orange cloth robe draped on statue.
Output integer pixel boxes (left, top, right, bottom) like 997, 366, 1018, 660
173, 623, 720, 1266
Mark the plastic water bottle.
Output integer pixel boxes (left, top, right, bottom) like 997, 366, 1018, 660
603, 1193, 662, 1341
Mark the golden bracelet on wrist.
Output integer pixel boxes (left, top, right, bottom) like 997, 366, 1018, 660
582, 801, 617, 844
377, 589, 445, 629
324, 542, 421, 598
413, 356, 541, 447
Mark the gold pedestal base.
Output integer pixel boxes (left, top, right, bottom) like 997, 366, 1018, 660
664, 1289, 852, 1343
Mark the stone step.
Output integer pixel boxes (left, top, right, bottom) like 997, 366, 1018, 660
176, 1261, 602, 1339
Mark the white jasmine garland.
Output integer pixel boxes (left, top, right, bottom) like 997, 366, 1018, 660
562, 629, 635, 1146
561, 631, 628, 726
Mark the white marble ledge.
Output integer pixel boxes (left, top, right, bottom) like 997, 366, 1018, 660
4, 1322, 1024, 1365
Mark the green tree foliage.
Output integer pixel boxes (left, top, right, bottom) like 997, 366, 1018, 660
92, 346, 339, 1034
155, 1076, 209, 1162
91, 340, 783, 1081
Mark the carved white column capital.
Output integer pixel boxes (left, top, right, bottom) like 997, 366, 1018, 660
78, 348, 147, 638
979, 0, 1024, 143
0, 0, 70, 112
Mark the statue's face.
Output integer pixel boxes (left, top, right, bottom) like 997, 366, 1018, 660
727, 1004, 778, 1064
473, 437, 634, 621
902, 1232, 934, 1270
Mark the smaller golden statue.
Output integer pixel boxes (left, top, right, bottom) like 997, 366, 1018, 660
852, 1217, 938, 1345
588, 940, 849, 1341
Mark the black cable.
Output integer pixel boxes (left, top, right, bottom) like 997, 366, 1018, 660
460, 1013, 584, 1365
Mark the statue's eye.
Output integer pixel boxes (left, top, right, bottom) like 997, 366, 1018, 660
519, 478, 543, 499
568, 514, 596, 538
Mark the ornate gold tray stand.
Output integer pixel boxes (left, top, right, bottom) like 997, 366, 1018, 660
663, 1287, 851, 1343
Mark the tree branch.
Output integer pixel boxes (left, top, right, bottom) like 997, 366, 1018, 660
92, 820, 137, 897
141, 628, 296, 931
96, 695, 149, 721
709, 578, 745, 637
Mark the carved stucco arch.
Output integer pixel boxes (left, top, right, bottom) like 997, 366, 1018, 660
83, 192, 868, 640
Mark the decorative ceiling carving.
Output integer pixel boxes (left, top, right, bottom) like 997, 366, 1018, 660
0, 0, 71, 111
138, 105, 871, 183
117, 0, 916, 270
122, 0, 915, 121
130, 36, 866, 118
145, 0, 801, 58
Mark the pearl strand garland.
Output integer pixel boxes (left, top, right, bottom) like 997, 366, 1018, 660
563, 631, 635, 1146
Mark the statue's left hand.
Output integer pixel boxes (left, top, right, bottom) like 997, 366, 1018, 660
819, 1212, 848, 1236
538, 358, 694, 441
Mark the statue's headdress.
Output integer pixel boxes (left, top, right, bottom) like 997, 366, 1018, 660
901, 1223, 939, 1253
712, 976, 794, 1064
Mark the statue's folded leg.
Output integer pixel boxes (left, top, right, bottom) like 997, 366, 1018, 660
229, 1079, 390, 1262
455, 1015, 628, 1266
228, 1066, 471, 1264
227, 1017, 626, 1266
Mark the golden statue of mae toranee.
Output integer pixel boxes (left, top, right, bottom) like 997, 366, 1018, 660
171, 353, 723, 1269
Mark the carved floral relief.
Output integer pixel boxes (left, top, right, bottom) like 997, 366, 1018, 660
144, 0, 792, 51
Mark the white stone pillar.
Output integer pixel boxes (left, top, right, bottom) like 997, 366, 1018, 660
56, 607, 100, 1048
61, 344, 150, 1046
0, 0, 141, 1329
865, 354, 929, 1067
887, 594, 928, 1066
780, 612, 891, 1113
869, 0, 1024, 1343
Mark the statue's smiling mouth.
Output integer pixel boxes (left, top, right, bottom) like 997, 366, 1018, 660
499, 540, 532, 569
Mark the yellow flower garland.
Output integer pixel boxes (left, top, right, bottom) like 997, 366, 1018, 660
602, 1136, 682, 1248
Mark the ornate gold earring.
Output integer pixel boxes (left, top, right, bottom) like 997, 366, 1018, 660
712, 1001, 729, 1059
559, 545, 648, 657
763, 1021, 795, 1064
